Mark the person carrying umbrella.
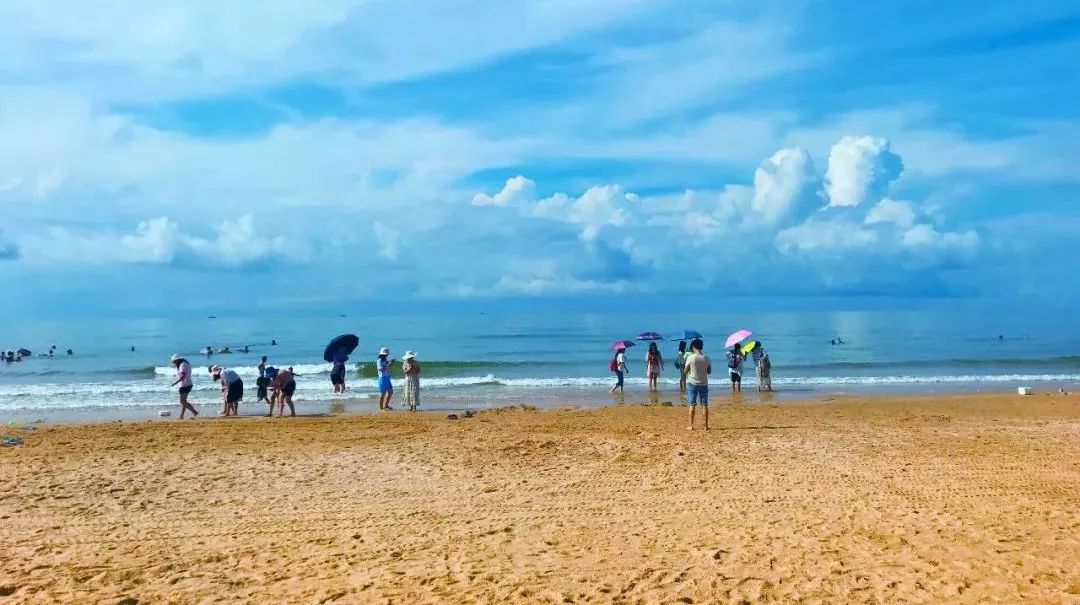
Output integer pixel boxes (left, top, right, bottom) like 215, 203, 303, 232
609, 342, 630, 394
330, 348, 348, 394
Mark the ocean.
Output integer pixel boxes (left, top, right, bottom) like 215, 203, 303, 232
2, 303, 1079, 422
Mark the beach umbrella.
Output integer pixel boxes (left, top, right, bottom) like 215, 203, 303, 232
611, 340, 636, 352
635, 331, 663, 341
725, 329, 752, 349
323, 334, 360, 362
680, 330, 702, 340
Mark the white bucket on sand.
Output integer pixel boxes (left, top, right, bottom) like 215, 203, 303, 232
158, 410, 172, 417
1017, 387, 1032, 396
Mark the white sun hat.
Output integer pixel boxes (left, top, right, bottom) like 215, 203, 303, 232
379, 347, 390, 356
403, 351, 416, 360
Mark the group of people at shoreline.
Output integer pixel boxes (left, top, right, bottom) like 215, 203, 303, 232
610, 337, 773, 430
167, 345, 423, 419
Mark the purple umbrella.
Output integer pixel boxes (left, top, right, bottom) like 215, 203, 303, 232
611, 340, 636, 352
725, 329, 752, 349
635, 331, 663, 341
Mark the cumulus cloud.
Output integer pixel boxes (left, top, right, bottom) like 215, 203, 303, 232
775, 219, 880, 254
751, 147, 820, 223
901, 224, 979, 251
530, 185, 627, 241
18, 215, 301, 268
471, 175, 535, 206
825, 136, 903, 208
865, 198, 917, 228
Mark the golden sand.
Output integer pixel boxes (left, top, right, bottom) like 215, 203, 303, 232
1, 394, 1078, 603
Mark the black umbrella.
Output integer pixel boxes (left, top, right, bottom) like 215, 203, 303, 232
323, 334, 359, 362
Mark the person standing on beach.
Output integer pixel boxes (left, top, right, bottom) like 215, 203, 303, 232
330, 348, 347, 394
751, 342, 772, 392
675, 340, 688, 392
402, 351, 421, 411
376, 348, 394, 410
609, 346, 628, 394
211, 365, 243, 416
271, 367, 296, 417
683, 339, 711, 430
170, 354, 198, 419
727, 346, 744, 393
256, 356, 269, 403
646, 342, 664, 392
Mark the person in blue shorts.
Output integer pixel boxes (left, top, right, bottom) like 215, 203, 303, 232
682, 338, 712, 430
376, 347, 394, 410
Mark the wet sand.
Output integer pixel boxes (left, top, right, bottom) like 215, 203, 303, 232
1, 393, 1078, 603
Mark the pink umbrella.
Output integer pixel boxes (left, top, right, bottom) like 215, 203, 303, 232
611, 340, 636, 352
725, 329, 752, 349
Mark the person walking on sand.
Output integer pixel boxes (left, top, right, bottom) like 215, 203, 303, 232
170, 354, 198, 419
376, 348, 394, 410
402, 351, 421, 411
609, 346, 628, 394
683, 338, 711, 430
330, 348, 348, 394
726, 345, 744, 393
646, 342, 664, 392
675, 340, 688, 392
210, 365, 243, 416
751, 342, 772, 392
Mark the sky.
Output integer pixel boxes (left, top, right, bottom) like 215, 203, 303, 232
0, 0, 1078, 315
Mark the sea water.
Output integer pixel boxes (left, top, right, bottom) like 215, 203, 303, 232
2, 302, 1078, 422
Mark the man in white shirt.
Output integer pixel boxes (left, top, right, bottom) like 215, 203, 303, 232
682, 338, 712, 430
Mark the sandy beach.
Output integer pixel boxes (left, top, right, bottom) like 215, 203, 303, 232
1, 394, 1078, 603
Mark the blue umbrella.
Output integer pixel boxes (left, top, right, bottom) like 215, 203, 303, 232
680, 330, 702, 340
635, 331, 664, 341
324, 334, 359, 362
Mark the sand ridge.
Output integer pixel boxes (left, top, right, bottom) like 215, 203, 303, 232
1, 394, 1078, 603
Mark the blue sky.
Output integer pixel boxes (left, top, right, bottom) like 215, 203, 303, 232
0, 0, 1077, 314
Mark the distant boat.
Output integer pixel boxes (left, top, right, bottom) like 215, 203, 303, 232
208, 316, 217, 319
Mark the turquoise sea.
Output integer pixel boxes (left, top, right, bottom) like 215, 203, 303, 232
2, 301, 1078, 422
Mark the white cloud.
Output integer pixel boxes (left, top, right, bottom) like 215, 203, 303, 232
901, 224, 979, 251
825, 135, 903, 207
18, 215, 301, 268
472, 175, 535, 206
775, 219, 880, 254
373, 221, 400, 261
865, 198, 917, 228
530, 185, 627, 241
751, 147, 820, 223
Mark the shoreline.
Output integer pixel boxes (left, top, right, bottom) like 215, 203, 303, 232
2, 392, 1077, 602
1, 381, 1073, 426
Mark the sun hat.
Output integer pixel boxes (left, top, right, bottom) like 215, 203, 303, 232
379, 347, 390, 356
210, 365, 223, 374
403, 351, 416, 360
170, 354, 182, 363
